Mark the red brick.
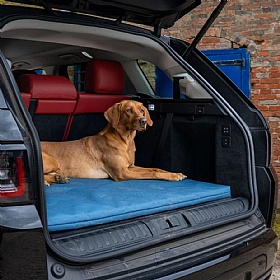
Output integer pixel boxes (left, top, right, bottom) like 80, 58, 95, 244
269, 72, 280, 78
269, 106, 280, 111
252, 67, 269, 73
257, 51, 270, 56
255, 13, 274, 19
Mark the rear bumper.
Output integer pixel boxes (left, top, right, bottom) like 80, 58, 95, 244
0, 228, 48, 280
47, 228, 278, 280
168, 228, 277, 280
0, 205, 48, 279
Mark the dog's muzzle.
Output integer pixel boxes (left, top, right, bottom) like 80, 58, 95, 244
139, 118, 147, 127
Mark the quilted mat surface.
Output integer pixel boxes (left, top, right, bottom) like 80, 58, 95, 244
46, 178, 231, 232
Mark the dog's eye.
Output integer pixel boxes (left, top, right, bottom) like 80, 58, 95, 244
140, 109, 145, 114
126, 108, 132, 113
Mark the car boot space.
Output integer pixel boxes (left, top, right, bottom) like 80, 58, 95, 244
42, 98, 251, 260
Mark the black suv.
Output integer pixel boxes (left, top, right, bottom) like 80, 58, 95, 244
0, 1, 278, 279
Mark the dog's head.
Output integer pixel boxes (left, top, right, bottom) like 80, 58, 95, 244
104, 100, 153, 131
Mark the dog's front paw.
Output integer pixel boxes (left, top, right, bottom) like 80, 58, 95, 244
169, 173, 187, 181
44, 180, 51, 186
55, 175, 70, 184
176, 173, 187, 181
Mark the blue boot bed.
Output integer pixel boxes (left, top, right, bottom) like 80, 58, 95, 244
45, 178, 231, 232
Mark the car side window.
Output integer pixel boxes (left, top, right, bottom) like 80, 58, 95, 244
67, 64, 86, 92
138, 60, 173, 98
138, 60, 156, 90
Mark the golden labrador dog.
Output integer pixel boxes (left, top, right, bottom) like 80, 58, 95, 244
41, 100, 186, 185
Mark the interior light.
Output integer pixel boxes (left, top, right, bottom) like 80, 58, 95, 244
81, 52, 93, 59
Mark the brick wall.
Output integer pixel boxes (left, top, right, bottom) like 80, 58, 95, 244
165, 0, 280, 206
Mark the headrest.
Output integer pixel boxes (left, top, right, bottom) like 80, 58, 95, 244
84, 59, 124, 94
17, 74, 77, 99
13, 69, 37, 80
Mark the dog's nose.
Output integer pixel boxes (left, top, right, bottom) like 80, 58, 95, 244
139, 118, 147, 126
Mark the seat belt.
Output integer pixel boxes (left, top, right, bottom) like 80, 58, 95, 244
153, 113, 173, 166
28, 99, 37, 117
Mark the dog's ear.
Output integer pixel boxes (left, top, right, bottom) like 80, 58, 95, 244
144, 107, 153, 126
104, 102, 122, 128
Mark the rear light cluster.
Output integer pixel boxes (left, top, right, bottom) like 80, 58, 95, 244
0, 151, 27, 200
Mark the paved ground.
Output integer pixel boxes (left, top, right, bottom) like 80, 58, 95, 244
271, 255, 280, 279
271, 241, 280, 280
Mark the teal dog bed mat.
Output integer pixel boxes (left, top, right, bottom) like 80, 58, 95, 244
46, 178, 231, 232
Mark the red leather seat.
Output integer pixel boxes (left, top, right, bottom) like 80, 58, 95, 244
65, 59, 130, 140
76, 59, 129, 112
14, 70, 37, 108
17, 74, 77, 141
20, 93, 31, 108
